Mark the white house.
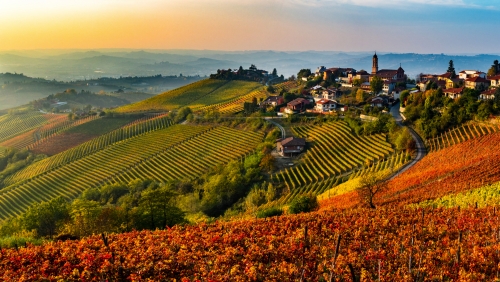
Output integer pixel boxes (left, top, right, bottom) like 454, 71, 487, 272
315, 99, 337, 112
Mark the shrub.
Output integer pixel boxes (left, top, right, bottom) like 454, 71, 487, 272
256, 207, 283, 218
288, 194, 318, 214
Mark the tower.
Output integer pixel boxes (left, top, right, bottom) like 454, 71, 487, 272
372, 52, 378, 75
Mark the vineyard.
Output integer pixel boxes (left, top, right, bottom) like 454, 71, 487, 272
0, 112, 60, 144
114, 80, 265, 113
267, 121, 399, 205
321, 131, 500, 210
198, 80, 297, 114
3, 116, 176, 187
2, 205, 500, 281
426, 121, 499, 152
0, 124, 263, 220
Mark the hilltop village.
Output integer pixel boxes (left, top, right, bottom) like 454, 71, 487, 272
258, 54, 500, 118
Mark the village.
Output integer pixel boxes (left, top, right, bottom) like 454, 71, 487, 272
260, 54, 500, 118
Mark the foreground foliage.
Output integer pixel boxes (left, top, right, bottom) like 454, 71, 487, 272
1, 206, 500, 281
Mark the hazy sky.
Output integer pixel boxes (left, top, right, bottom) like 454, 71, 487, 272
1, 0, 498, 53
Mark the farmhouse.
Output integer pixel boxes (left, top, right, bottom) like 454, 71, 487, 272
465, 76, 490, 90
284, 98, 309, 114
480, 88, 496, 100
261, 96, 284, 108
276, 137, 306, 157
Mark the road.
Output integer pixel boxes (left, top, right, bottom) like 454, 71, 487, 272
264, 117, 286, 139
389, 103, 427, 180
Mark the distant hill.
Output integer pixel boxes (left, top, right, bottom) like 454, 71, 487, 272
0, 73, 200, 110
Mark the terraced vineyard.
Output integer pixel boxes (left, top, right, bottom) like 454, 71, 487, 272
265, 121, 399, 205
4, 116, 173, 187
0, 124, 263, 220
426, 122, 499, 152
276, 122, 393, 187
198, 81, 297, 114
0, 112, 56, 144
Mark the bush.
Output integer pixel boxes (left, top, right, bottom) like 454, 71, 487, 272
288, 194, 318, 214
256, 207, 283, 218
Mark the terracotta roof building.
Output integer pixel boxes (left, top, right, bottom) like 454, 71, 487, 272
277, 137, 306, 157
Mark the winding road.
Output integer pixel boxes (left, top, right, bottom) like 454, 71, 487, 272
265, 117, 286, 139
389, 103, 427, 179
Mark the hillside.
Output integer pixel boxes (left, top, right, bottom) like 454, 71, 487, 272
115, 79, 263, 113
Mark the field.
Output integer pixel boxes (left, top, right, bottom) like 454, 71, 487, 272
2, 205, 500, 281
115, 80, 263, 113
0, 112, 60, 144
198, 80, 297, 114
0, 123, 263, 220
320, 130, 500, 210
267, 121, 401, 205
426, 121, 499, 152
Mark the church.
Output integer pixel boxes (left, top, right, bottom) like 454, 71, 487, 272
369, 52, 406, 83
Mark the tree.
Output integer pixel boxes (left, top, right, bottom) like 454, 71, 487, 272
288, 194, 318, 214
297, 69, 312, 79
237, 66, 244, 75
272, 68, 278, 77
447, 60, 456, 78
356, 173, 386, 209
399, 90, 410, 107
356, 89, 367, 103
487, 60, 499, 77
352, 78, 362, 87
370, 76, 383, 95
137, 186, 185, 230
21, 197, 70, 238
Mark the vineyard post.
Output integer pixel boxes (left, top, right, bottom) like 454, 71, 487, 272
456, 231, 462, 266
328, 233, 342, 282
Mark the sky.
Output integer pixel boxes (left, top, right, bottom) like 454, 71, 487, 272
0, 0, 498, 53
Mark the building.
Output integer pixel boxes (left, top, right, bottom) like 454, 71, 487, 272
383, 80, 396, 93
465, 77, 490, 90
284, 98, 310, 114
480, 88, 496, 100
370, 53, 406, 83
459, 70, 486, 80
369, 96, 388, 107
315, 99, 337, 112
488, 74, 500, 88
321, 88, 342, 101
276, 137, 306, 157
443, 87, 464, 99
260, 96, 284, 108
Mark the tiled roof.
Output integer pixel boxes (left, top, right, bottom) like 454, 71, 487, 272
278, 137, 306, 146
466, 77, 489, 83
288, 98, 308, 106
316, 98, 336, 105
443, 87, 464, 94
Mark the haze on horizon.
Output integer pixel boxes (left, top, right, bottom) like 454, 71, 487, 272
1, 0, 498, 54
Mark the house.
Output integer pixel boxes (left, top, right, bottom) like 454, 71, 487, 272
465, 76, 490, 90
418, 74, 437, 82
261, 96, 284, 108
352, 70, 370, 83
322, 88, 342, 100
315, 66, 327, 77
315, 99, 337, 112
459, 70, 486, 80
360, 82, 371, 91
480, 88, 496, 100
443, 87, 464, 99
445, 78, 463, 89
382, 80, 396, 93
438, 72, 453, 81
276, 137, 306, 157
369, 96, 388, 107
285, 98, 310, 114
488, 74, 500, 88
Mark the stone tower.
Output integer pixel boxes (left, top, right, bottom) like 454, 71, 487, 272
372, 52, 378, 75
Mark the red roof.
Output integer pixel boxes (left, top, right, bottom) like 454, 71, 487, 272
488, 74, 500, 80
439, 72, 453, 79
277, 137, 306, 147
287, 98, 309, 107
443, 87, 464, 94
481, 89, 496, 95
466, 76, 489, 83
316, 98, 336, 105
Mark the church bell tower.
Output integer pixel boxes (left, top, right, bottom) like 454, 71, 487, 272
372, 52, 378, 75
